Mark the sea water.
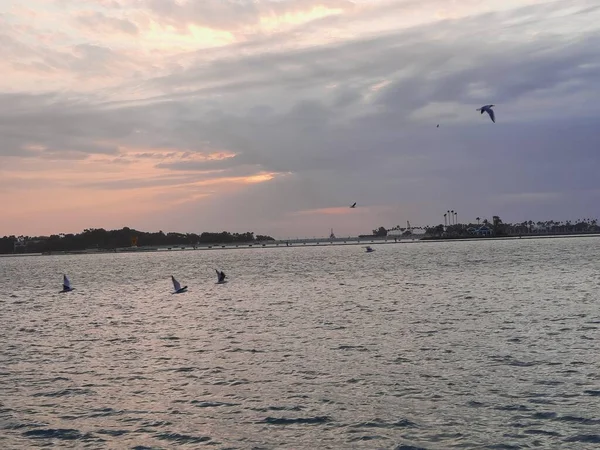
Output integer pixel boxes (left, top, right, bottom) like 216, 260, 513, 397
1, 238, 599, 449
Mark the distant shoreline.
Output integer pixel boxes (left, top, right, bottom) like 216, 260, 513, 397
2, 232, 600, 257
419, 232, 600, 243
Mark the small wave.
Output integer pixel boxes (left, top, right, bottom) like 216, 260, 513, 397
584, 389, 600, 396
528, 399, 555, 405
155, 432, 211, 444
534, 380, 563, 386
262, 416, 331, 425
3, 422, 45, 430
346, 378, 363, 384
565, 435, 600, 443
532, 412, 556, 419
556, 415, 600, 425
394, 445, 428, 450
489, 355, 538, 367
96, 429, 129, 436
494, 405, 531, 412
349, 434, 384, 442
351, 418, 417, 429
467, 401, 486, 408
140, 420, 172, 427
524, 429, 561, 437
336, 345, 369, 351
44, 376, 70, 382
191, 400, 238, 408
33, 388, 94, 398
486, 445, 521, 449
252, 405, 303, 412
23, 428, 97, 441
88, 407, 123, 418
226, 348, 264, 353
394, 357, 412, 363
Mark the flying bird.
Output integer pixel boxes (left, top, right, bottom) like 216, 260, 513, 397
60, 274, 74, 293
476, 104, 495, 123
436, 124, 439, 128
350, 202, 356, 208
171, 276, 188, 294
215, 269, 227, 284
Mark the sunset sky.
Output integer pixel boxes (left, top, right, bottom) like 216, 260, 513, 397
1, 0, 599, 238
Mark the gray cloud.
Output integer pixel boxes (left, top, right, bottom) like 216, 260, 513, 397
3, 0, 600, 236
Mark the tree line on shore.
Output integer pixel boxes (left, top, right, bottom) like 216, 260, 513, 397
423, 217, 599, 238
1, 227, 275, 254
369, 217, 599, 238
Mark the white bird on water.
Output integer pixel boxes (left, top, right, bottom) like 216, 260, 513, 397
477, 104, 496, 123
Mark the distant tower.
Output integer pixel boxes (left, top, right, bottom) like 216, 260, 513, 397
329, 228, 336, 239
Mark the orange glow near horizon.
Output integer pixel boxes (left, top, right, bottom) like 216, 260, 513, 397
292, 206, 362, 216
0, 143, 278, 235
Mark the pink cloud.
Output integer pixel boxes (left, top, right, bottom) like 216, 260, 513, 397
73, 11, 139, 35
0, 144, 280, 235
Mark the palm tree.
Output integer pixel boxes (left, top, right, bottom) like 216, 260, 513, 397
454, 211, 458, 226
476, 217, 480, 226
450, 210, 454, 225
444, 213, 447, 227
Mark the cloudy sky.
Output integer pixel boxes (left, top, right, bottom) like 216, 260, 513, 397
1, 0, 599, 238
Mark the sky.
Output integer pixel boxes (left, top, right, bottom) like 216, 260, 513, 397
1, 0, 600, 239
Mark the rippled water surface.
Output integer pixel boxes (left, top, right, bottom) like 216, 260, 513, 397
1, 238, 600, 449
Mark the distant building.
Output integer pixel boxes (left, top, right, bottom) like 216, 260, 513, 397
475, 226, 491, 236
13, 237, 26, 252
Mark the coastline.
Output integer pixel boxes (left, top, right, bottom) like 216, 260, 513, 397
2, 232, 600, 257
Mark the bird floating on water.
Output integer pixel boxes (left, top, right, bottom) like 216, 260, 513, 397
476, 104, 496, 123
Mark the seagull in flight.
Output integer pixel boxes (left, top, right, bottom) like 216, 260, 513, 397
60, 274, 74, 293
350, 202, 356, 208
215, 269, 227, 284
171, 276, 188, 294
476, 104, 495, 123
